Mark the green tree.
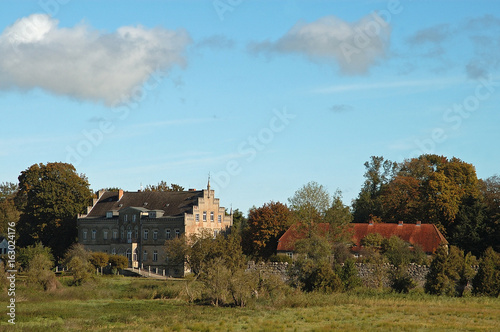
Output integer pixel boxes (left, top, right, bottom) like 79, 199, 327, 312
472, 247, 500, 297
480, 176, 500, 252
243, 201, 292, 260
15, 162, 92, 259
144, 180, 184, 192
425, 246, 466, 296
18, 242, 54, 272
63, 243, 93, 285
288, 181, 331, 225
0, 182, 20, 235
352, 156, 398, 222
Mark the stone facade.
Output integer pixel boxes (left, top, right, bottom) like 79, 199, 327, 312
78, 182, 232, 277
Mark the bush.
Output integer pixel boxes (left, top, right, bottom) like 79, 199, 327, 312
425, 246, 465, 296
89, 252, 109, 270
27, 253, 60, 291
390, 267, 416, 293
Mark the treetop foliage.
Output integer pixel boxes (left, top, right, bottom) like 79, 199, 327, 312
144, 180, 184, 192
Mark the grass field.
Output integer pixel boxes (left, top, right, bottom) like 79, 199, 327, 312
3, 276, 500, 331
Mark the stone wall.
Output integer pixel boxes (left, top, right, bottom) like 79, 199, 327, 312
246, 261, 478, 289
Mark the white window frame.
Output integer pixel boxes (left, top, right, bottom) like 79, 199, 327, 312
166, 229, 171, 239
144, 229, 149, 240
153, 250, 158, 262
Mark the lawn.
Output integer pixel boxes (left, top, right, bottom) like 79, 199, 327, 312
3, 276, 500, 331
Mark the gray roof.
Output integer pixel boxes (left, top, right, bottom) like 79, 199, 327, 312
85, 190, 204, 218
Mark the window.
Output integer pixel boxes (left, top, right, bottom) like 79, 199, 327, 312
126, 249, 131, 260
153, 230, 158, 240
153, 250, 158, 262
195, 214, 199, 222
144, 229, 149, 240
133, 248, 138, 261
91, 230, 96, 240
106, 211, 113, 219
214, 229, 218, 238
132, 214, 136, 222
218, 215, 222, 223
210, 211, 214, 222
135, 230, 138, 239
103, 230, 108, 240
175, 229, 180, 238
124, 215, 128, 222
286, 252, 293, 259
113, 230, 118, 239
82, 231, 87, 240
111, 248, 116, 255
143, 250, 148, 261
203, 211, 207, 221
127, 230, 132, 240
166, 229, 171, 239
121, 229, 124, 239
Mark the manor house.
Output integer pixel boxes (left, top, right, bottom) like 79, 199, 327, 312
77, 182, 232, 276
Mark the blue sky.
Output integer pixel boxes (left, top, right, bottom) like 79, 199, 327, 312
1, 0, 499, 213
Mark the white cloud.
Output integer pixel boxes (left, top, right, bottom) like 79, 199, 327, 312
249, 13, 391, 75
0, 14, 192, 106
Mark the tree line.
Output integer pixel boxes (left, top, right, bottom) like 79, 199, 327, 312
1, 155, 500, 300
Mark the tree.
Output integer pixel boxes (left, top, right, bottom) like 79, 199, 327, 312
352, 156, 398, 222
144, 181, 184, 192
243, 201, 292, 260
230, 208, 247, 236
472, 247, 500, 297
89, 252, 109, 271
480, 176, 500, 252
0, 182, 20, 236
18, 242, 54, 272
63, 243, 93, 285
425, 246, 466, 296
15, 162, 92, 259
108, 255, 128, 274
288, 181, 331, 224
288, 183, 353, 243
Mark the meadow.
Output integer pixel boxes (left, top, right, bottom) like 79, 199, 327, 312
3, 276, 500, 331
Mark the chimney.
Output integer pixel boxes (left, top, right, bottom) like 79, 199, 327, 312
398, 221, 403, 226
368, 220, 373, 226
189, 188, 196, 191
416, 221, 421, 226
118, 189, 124, 200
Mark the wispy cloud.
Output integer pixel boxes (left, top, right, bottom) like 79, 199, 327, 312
329, 104, 353, 113
196, 35, 235, 50
248, 13, 391, 75
0, 14, 192, 106
314, 77, 463, 94
405, 15, 500, 79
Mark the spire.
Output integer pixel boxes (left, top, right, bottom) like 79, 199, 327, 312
207, 172, 211, 198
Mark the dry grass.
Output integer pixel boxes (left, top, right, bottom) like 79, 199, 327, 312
3, 276, 499, 331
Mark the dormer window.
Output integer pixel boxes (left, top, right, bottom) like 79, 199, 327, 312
106, 211, 113, 219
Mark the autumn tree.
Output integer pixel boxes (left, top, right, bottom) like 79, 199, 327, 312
15, 163, 92, 259
242, 201, 292, 260
144, 180, 184, 192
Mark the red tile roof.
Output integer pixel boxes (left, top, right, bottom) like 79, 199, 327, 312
277, 222, 447, 254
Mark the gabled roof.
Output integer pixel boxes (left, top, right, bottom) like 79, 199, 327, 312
277, 222, 448, 254
84, 190, 204, 218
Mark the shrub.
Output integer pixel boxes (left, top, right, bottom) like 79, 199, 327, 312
361, 233, 384, 248
27, 253, 60, 291
390, 267, 416, 293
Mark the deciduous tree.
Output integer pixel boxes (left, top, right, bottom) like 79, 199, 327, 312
15, 163, 92, 258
